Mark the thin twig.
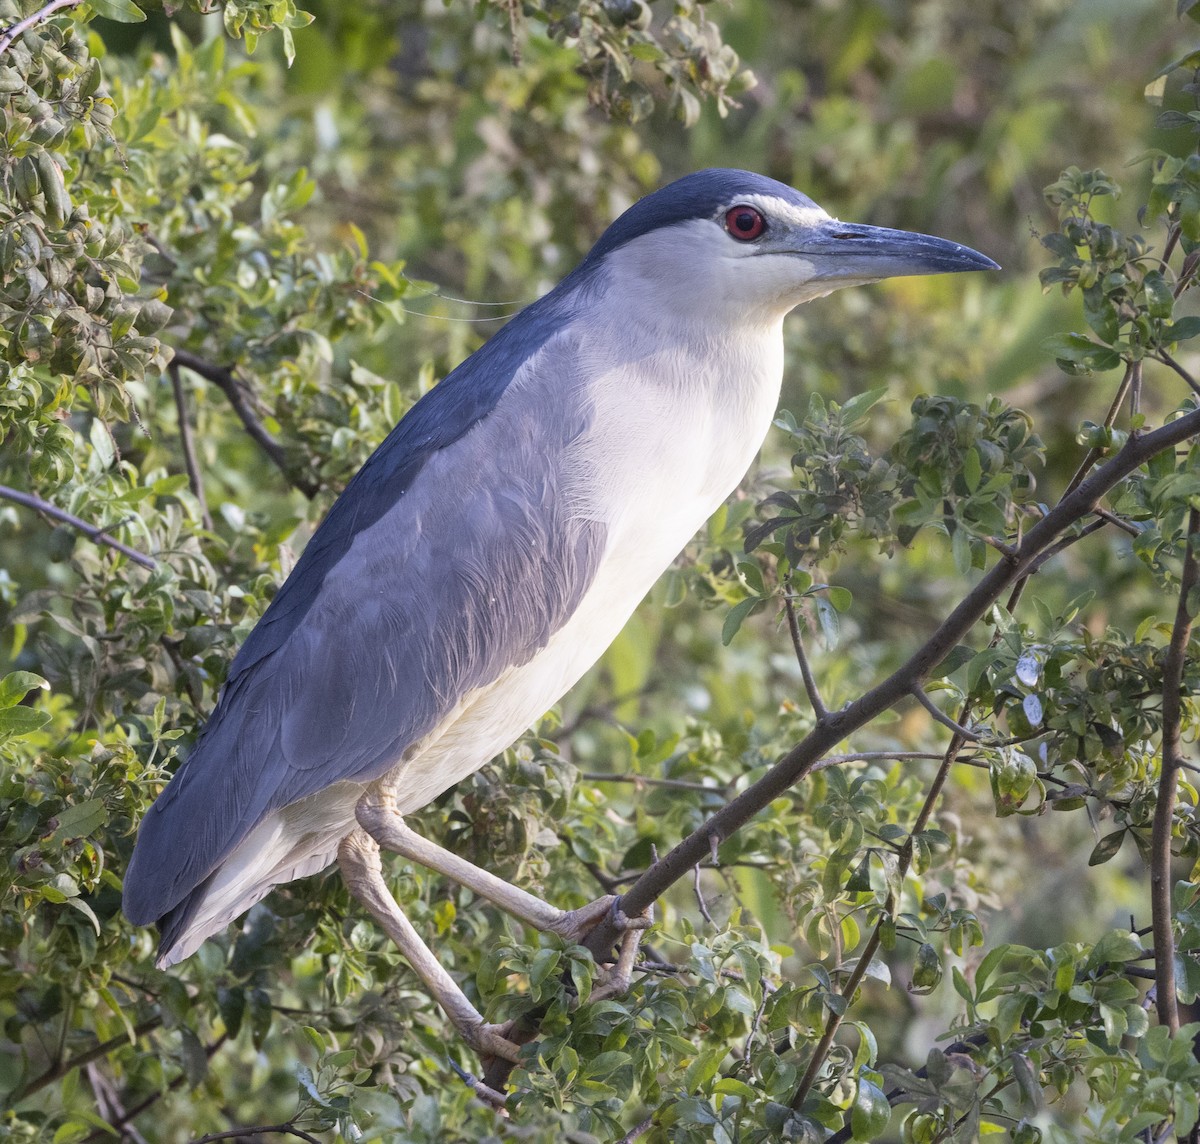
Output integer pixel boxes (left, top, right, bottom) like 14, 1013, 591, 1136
189, 1126, 322, 1144
1151, 505, 1199, 1035
908, 685, 982, 741
693, 864, 715, 926
169, 362, 214, 531
446, 1057, 509, 1112
1157, 350, 1200, 398
1025, 517, 1111, 575
790, 729, 968, 1111
170, 349, 319, 499
580, 772, 715, 793
81, 1035, 227, 1144
0, 0, 82, 53
1063, 361, 1137, 499
0, 483, 157, 569
616, 1115, 655, 1144
785, 596, 829, 719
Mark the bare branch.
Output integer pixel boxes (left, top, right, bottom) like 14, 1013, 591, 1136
785, 596, 829, 719
1063, 361, 1137, 499
616, 1115, 655, 1144
1151, 505, 1199, 1035
0, 0, 81, 54
0, 483, 156, 569
169, 362, 214, 532
446, 1058, 509, 1112
170, 349, 319, 500
693, 864, 715, 926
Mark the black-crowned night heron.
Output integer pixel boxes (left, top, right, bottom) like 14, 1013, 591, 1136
124, 169, 997, 1060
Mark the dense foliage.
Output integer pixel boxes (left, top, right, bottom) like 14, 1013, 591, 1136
3, 0, 1200, 1141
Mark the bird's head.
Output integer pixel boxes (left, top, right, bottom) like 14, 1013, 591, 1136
579, 169, 998, 329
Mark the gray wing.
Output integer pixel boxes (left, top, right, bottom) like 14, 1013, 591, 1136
123, 328, 605, 927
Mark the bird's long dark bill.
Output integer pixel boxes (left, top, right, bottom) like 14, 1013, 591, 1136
800, 222, 1000, 277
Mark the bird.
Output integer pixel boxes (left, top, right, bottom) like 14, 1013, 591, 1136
123, 168, 997, 1060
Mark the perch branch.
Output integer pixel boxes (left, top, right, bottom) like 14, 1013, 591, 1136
0, 484, 156, 569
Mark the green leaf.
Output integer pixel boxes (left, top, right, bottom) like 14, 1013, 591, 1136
1087, 829, 1126, 866
52, 799, 108, 841
90, 0, 147, 21
0, 671, 48, 708
850, 1076, 890, 1139
683, 1046, 726, 1092
825, 585, 853, 613
722, 597, 761, 645
0, 705, 51, 741
839, 386, 889, 426
931, 644, 976, 680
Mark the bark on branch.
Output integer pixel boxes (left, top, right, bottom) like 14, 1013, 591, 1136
0, 484, 157, 569
1151, 504, 1199, 1035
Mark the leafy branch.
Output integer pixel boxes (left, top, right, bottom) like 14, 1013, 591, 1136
588, 400, 1200, 949
0, 0, 82, 55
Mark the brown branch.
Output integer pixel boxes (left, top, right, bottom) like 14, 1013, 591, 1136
169, 362, 214, 531
170, 349, 319, 500
1061, 361, 1137, 501
616, 1115, 655, 1143
0, 483, 156, 569
579, 772, 715, 793
0, 0, 82, 53
478, 402, 1200, 1093
1151, 505, 1200, 1035
581, 402, 1200, 949
785, 596, 829, 719
908, 685, 981, 741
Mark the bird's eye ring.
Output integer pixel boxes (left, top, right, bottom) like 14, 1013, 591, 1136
725, 205, 766, 241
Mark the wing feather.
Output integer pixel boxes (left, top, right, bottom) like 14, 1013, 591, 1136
123, 321, 606, 935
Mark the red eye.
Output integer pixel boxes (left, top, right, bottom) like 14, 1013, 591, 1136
725, 205, 766, 241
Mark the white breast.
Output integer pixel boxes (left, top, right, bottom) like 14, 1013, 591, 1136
387, 296, 786, 811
